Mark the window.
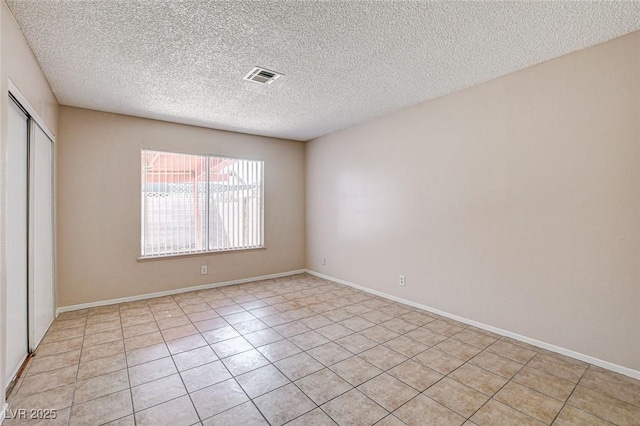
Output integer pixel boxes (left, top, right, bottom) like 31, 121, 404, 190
141, 149, 263, 258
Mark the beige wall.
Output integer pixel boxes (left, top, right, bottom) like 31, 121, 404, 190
0, 0, 59, 411
56, 107, 305, 307
306, 32, 640, 371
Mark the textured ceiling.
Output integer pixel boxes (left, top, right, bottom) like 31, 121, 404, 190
6, 1, 640, 141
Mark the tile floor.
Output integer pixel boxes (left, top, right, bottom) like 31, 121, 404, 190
5, 273, 640, 425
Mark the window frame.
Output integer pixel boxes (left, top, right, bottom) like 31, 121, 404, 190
139, 148, 265, 260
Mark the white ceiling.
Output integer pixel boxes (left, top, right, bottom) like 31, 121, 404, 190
6, 1, 640, 141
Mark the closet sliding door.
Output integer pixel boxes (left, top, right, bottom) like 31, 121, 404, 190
29, 121, 55, 348
6, 98, 29, 384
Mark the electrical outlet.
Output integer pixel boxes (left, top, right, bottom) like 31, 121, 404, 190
399, 275, 406, 287
322, 257, 326, 266
201, 265, 208, 275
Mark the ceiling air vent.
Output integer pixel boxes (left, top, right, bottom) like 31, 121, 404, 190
244, 67, 283, 85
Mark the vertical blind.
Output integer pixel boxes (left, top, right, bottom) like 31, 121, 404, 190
141, 150, 263, 257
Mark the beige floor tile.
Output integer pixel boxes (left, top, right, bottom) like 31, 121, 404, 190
296, 368, 352, 405
261, 312, 294, 327
249, 306, 280, 319
135, 395, 199, 426
187, 309, 220, 323
424, 319, 465, 337
124, 331, 164, 352
272, 320, 311, 338
359, 345, 407, 371
405, 327, 448, 346
375, 414, 406, 426
335, 333, 378, 354
388, 359, 443, 391
131, 374, 186, 411
18, 274, 640, 426
300, 314, 334, 329
27, 349, 81, 376
579, 366, 640, 407
308, 342, 354, 366
36, 337, 83, 357
222, 349, 270, 376
172, 346, 218, 371
243, 328, 283, 347
236, 364, 290, 398
18, 365, 78, 397
156, 315, 191, 331
69, 389, 133, 426
425, 377, 489, 418
567, 385, 640, 425
166, 333, 208, 355
289, 330, 330, 351
80, 339, 124, 363
413, 348, 465, 375
330, 356, 383, 386
180, 360, 232, 392
193, 317, 228, 333
274, 352, 324, 381
382, 335, 428, 358
316, 323, 355, 340
121, 313, 155, 328
360, 310, 394, 324
216, 304, 245, 316
201, 325, 240, 344
339, 316, 376, 332
394, 394, 465, 426
358, 373, 419, 411
122, 321, 159, 339
77, 352, 126, 381
360, 325, 400, 343
83, 329, 123, 348
448, 363, 508, 396
494, 382, 563, 424
203, 401, 268, 426
553, 405, 614, 425
85, 319, 121, 335
233, 318, 270, 334
287, 408, 337, 426
211, 336, 253, 358
257, 339, 302, 362
161, 323, 199, 342
380, 318, 419, 334
126, 342, 170, 366
191, 378, 249, 419
469, 351, 523, 379
104, 414, 135, 426
253, 383, 315, 426
323, 308, 355, 322
528, 353, 587, 383
74, 369, 130, 404
128, 356, 177, 386
470, 399, 544, 426
41, 325, 85, 344
452, 329, 498, 349
435, 339, 483, 361
399, 311, 434, 325
512, 366, 575, 401
487, 340, 537, 364
8, 383, 75, 411
321, 389, 388, 426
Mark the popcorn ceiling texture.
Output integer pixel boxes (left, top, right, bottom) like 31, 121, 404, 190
6, 1, 640, 141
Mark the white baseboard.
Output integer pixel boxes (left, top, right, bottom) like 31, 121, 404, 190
56, 269, 306, 315
306, 269, 640, 381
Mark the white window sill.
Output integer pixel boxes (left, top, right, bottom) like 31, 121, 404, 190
137, 246, 266, 262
